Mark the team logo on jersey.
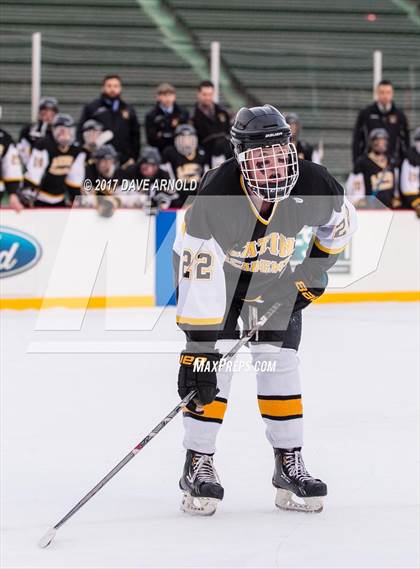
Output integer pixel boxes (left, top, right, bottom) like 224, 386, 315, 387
226, 232, 295, 274
0, 227, 42, 278
49, 155, 75, 175
370, 171, 394, 191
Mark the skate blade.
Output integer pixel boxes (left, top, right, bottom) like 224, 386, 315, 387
275, 488, 324, 513
181, 492, 220, 516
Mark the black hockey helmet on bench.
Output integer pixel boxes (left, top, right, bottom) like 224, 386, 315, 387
231, 104, 299, 202
82, 119, 104, 134
39, 96, 59, 112
51, 113, 76, 146
368, 128, 389, 154
175, 123, 198, 157
93, 144, 118, 162
139, 146, 161, 166
93, 144, 119, 178
139, 146, 161, 177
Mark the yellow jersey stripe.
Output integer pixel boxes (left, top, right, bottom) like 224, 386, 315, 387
314, 237, 346, 255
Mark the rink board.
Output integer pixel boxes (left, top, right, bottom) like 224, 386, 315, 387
0, 208, 419, 309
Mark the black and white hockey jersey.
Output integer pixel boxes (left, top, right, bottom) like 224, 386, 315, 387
0, 128, 23, 194
346, 152, 396, 208
18, 121, 53, 166
174, 158, 356, 334
24, 138, 84, 204
162, 146, 208, 208
400, 147, 420, 210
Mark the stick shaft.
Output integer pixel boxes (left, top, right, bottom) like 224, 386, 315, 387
49, 300, 282, 533
222, 301, 282, 360
53, 390, 197, 530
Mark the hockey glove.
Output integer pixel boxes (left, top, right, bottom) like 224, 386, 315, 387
290, 266, 328, 311
178, 351, 221, 412
97, 196, 118, 218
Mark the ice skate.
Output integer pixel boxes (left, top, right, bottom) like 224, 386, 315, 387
273, 448, 327, 513
179, 450, 224, 516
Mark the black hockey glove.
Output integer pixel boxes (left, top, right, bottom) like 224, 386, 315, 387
277, 266, 328, 313
289, 266, 328, 311
97, 195, 117, 218
178, 351, 221, 412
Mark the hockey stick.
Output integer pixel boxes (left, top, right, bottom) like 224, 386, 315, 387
38, 300, 282, 548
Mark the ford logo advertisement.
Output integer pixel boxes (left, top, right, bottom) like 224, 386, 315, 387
0, 226, 42, 278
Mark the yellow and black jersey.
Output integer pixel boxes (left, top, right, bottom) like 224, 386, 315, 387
0, 128, 23, 194
174, 158, 357, 338
161, 146, 208, 206
24, 138, 84, 205
400, 148, 420, 210
18, 121, 53, 167
346, 153, 396, 208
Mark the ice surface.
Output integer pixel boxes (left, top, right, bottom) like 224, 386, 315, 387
1, 303, 419, 568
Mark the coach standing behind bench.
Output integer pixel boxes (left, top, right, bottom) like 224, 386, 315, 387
78, 75, 140, 167
145, 83, 189, 153
352, 79, 410, 167
192, 80, 232, 167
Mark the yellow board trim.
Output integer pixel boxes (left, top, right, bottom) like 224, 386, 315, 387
176, 315, 224, 325
0, 295, 155, 310
0, 291, 419, 310
317, 291, 420, 303
314, 238, 346, 255
258, 397, 303, 417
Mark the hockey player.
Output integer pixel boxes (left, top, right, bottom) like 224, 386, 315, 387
174, 105, 357, 515
81, 119, 114, 159
161, 124, 207, 208
0, 127, 24, 211
285, 112, 321, 164
22, 114, 84, 207
123, 147, 172, 213
400, 127, 420, 216
18, 96, 58, 167
83, 144, 123, 217
346, 128, 396, 209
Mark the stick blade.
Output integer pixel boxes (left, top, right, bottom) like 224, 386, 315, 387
38, 528, 57, 548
